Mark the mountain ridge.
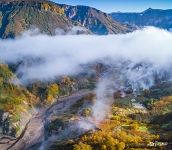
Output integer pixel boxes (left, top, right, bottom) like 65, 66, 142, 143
59, 3, 133, 34
0, 0, 74, 38
110, 8, 172, 30
0, 0, 133, 38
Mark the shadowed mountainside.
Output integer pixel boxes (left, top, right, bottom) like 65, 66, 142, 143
59, 4, 134, 35
110, 8, 172, 30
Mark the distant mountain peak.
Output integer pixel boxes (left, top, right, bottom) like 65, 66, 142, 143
110, 8, 172, 30
142, 8, 164, 13
147, 7, 153, 10
143, 7, 153, 12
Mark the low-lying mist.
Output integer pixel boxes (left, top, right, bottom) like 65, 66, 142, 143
0, 27, 172, 83
1, 26, 172, 125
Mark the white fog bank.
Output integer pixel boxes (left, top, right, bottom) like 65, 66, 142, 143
0, 27, 172, 82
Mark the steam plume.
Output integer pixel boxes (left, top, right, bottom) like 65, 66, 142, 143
1, 27, 172, 125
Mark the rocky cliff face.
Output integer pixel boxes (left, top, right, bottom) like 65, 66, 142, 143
110, 8, 172, 30
0, 64, 39, 138
60, 4, 134, 35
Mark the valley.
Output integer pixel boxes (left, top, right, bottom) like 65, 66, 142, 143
0, 0, 172, 150
1, 61, 172, 150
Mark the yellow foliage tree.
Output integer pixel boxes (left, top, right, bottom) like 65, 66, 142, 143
73, 142, 92, 150
46, 84, 59, 104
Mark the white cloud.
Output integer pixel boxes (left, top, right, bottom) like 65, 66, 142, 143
0, 27, 172, 83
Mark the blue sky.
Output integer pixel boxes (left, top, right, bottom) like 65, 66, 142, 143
52, 0, 172, 12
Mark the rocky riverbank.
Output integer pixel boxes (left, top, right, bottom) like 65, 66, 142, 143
0, 90, 94, 150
